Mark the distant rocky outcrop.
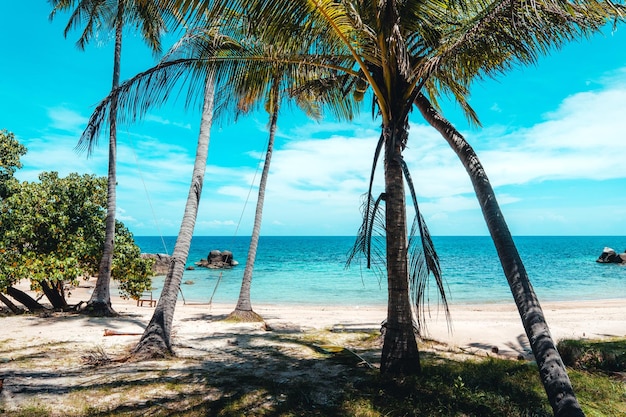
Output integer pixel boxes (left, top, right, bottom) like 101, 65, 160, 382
195, 250, 239, 269
596, 247, 626, 264
141, 253, 172, 275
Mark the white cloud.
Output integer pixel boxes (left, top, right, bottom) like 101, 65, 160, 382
145, 114, 192, 130
474, 85, 626, 185
16, 73, 626, 237
47, 106, 88, 133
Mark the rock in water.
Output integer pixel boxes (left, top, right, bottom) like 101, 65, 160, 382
195, 250, 238, 269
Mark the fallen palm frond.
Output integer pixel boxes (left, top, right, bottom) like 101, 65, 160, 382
80, 346, 112, 366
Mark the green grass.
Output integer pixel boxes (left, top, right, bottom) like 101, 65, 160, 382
557, 338, 626, 416
4, 338, 624, 417
558, 338, 626, 372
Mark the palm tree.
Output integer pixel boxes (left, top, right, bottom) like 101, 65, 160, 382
225, 35, 355, 321
415, 93, 585, 416
79, 29, 251, 356
49, 0, 166, 316
132, 74, 215, 357
226, 76, 279, 323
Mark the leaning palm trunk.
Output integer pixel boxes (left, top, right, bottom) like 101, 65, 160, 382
86, 6, 124, 317
415, 93, 584, 417
380, 122, 421, 375
228, 83, 280, 323
132, 75, 215, 359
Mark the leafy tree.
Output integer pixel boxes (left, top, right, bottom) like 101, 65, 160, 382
49, 0, 167, 316
0, 129, 27, 199
0, 169, 153, 312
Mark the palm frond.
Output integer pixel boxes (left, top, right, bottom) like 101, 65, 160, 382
398, 154, 450, 332
346, 132, 386, 269
346, 192, 387, 281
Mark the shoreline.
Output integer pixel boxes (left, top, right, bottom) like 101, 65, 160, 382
5, 278, 626, 360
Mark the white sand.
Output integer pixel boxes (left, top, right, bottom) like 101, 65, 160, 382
4, 279, 624, 359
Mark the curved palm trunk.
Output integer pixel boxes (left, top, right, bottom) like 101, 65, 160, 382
228, 83, 280, 323
380, 122, 421, 375
415, 94, 584, 417
132, 75, 215, 359
85, 3, 123, 317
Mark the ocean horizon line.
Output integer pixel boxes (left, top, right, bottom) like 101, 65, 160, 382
134, 234, 626, 238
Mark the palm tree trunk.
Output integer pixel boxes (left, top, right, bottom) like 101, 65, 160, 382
229, 81, 281, 323
415, 93, 584, 417
132, 75, 215, 359
380, 123, 421, 375
86, 2, 124, 317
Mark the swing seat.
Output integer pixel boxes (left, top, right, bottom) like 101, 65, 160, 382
137, 290, 157, 307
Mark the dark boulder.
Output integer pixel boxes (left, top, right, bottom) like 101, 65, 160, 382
196, 250, 239, 269
596, 247, 626, 264
141, 253, 173, 275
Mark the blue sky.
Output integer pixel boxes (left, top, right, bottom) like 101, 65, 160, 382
1, 3, 625, 237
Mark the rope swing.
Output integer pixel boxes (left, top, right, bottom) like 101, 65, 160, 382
127, 126, 267, 307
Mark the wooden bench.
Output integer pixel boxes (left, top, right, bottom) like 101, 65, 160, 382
137, 290, 157, 307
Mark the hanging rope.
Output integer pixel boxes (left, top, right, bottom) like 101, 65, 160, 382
126, 128, 170, 255
230, 141, 266, 241
125, 126, 268, 306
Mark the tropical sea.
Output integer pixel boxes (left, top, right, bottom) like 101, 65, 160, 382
134, 236, 626, 307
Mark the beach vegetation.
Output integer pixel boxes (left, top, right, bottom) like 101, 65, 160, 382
0, 137, 153, 312
37, 1, 624, 416
49, 0, 168, 317
558, 338, 626, 373
0, 129, 27, 200
11, 403, 50, 417
2, 321, 625, 416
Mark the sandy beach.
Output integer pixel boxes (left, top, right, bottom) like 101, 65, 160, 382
1, 280, 625, 414
3, 279, 625, 358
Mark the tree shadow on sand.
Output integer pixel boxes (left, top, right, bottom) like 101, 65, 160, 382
1, 316, 556, 417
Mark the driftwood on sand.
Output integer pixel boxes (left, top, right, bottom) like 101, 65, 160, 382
103, 328, 143, 336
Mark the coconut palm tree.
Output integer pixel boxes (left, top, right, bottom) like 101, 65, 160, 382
78, 28, 245, 356
49, 0, 166, 316
226, 75, 279, 323
132, 74, 215, 357
225, 35, 357, 321
415, 93, 584, 415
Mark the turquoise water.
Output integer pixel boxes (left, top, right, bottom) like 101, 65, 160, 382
134, 236, 626, 306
